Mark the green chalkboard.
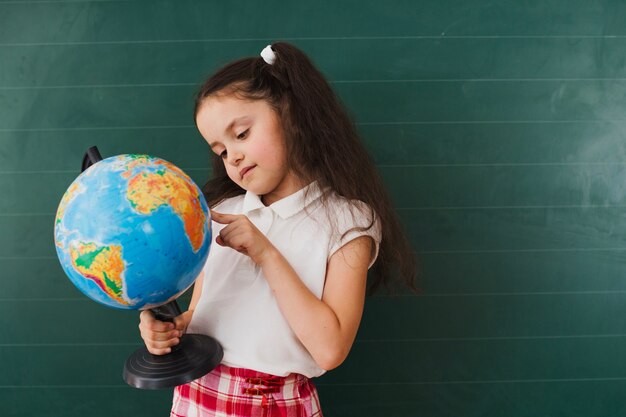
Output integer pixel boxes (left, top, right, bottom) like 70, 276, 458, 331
2, 0, 626, 416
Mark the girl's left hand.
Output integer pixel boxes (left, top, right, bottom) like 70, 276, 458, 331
211, 210, 275, 266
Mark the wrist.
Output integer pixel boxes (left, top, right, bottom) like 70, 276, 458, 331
256, 244, 280, 267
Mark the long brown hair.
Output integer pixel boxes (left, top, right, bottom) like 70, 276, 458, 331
194, 41, 418, 294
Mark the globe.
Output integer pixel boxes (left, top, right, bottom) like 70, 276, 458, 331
54, 154, 211, 310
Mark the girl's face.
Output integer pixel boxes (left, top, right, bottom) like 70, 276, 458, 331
196, 94, 302, 205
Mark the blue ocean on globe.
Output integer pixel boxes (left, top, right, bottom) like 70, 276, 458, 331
54, 154, 211, 310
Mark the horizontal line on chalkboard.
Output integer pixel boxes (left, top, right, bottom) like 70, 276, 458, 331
2, 205, 626, 217
1, 213, 57, 216
0, 342, 137, 347
2, 0, 124, 3
0, 83, 197, 90
0, 169, 209, 174
3, 292, 626, 303
378, 162, 626, 167
0, 385, 127, 389
420, 247, 626, 254
0, 0, 126, 4
2, 333, 625, 347
317, 377, 626, 386
0, 125, 195, 132
0, 298, 90, 301
358, 120, 626, 125
356, 334, 626, 342
4, 246, 626, 260
382, 290, 626, 297
0, 256, 79, 260
3, 35, 626, 47
397, 204, 626, 210
3, 120, 626, 133
0, 296, 193, 302
2, 377, 626, 389
1, 162, 625, 175
337, 78, 626, 83
3, 247, 626, 259
10, 207, 626, 216
4, 78, 626, 90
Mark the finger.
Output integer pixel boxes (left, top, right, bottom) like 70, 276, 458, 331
173, 315, 188, 332
217, 222, 241, 247
139, 309, 155, 325
218, 220, 253, 242
146, 337, 180, 355
219, 228, 248, 249
141, 326, 182, 342
218, 222, 236, 240
140, 310, 175, 332
211, 210, 239, 224
140, 317, 181, 338
147, 346, 171, 355
216, 226, 242, 249
140, 327, 181, 355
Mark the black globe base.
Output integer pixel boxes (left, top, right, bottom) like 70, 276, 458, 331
123, 333, 223, 390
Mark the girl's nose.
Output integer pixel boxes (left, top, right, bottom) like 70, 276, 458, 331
226, 150, 243, 165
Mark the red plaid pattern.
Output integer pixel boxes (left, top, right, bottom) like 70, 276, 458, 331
171, 364, 323, 417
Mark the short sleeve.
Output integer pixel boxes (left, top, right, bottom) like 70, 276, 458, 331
328, 199, 382, 269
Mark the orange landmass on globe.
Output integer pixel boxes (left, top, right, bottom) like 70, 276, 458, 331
156, 159, 188, 178
126, 169, 205, 252
70, 242, 129, 306
120, 155, 153, 179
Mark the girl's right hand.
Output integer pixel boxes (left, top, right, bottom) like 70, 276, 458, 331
138, 309, 193, 355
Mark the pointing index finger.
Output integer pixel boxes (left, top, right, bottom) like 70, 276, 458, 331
210, 210, 237, 224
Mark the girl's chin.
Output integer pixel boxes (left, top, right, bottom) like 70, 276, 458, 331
239, 182, 269, 196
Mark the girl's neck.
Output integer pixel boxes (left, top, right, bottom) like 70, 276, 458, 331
260, 174, 310, 206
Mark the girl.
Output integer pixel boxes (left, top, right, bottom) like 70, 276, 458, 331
139, 41, 417, 417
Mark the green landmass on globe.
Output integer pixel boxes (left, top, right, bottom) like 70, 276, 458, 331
70, 241, 128, 306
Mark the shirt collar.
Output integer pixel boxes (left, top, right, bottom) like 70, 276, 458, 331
242, 181, 325, 220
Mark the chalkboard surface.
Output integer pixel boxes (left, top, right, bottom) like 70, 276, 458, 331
2, 1, 626, 416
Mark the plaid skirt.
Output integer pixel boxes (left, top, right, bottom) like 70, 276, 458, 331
170, 364, 323, 417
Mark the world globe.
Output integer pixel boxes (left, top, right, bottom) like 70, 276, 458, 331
54, 154, 211, 310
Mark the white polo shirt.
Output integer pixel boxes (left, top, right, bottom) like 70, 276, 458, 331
187, 181, 381, 378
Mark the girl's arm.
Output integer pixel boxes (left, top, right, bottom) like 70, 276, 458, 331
260, 235, 372, 370
211, 209, 371, 370
188, 273, 204, 312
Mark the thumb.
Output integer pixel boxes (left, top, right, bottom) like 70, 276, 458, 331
173, 311, 192, 333
211, 210, 237, 224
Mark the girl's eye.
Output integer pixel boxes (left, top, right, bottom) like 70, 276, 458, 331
236, 129, 249, 140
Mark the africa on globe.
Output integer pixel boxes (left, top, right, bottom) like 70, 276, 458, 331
54, 154, 211, 310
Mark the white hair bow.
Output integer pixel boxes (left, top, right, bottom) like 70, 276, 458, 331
260, 45, 276, 65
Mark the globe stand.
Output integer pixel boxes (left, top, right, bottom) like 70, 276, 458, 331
123, 300, 223, 390
81, 146, 223, 390
81, 146, 103, 172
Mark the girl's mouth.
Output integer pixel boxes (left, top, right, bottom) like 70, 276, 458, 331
240, 166, 255, 179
